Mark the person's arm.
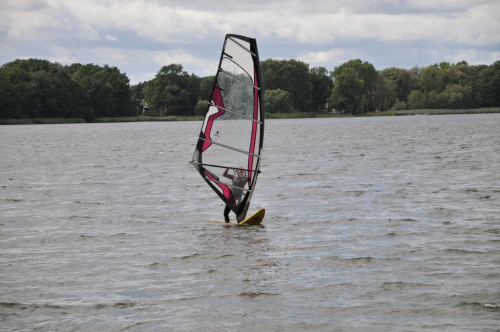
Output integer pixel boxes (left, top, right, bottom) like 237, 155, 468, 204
223, 168, 233, 179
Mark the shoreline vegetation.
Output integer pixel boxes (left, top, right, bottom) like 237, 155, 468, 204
2, 59, 499, 125
1, 108, 499, 125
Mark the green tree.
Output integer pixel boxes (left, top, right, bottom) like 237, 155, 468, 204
261, 59, 312, 111
392, 99, 407, 110
264, 89, 294, 113
375, 67, 414, 111
199, 76, 215, 100
475, 61, 500, 107
0, 69, 21, 118
330, 59, 378, 113
407, 90, 425, 109
194, 99, 209, 116
130, 81, 146, 115
310, 67, 333, 111
66, 63, 134, 119
144, 64, 199, 116
489, 61, 500, 106
419, 64, 447, 93
438, 84, 473, 109
386, 67, 413, 102
375, 74, 396, 112
1, 59, 86, 119
329, 67, 364, 114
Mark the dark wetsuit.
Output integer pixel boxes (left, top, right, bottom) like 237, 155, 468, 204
223, 168, 248, 222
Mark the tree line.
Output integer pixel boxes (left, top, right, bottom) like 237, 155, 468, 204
261, 59, 500, 114
1, 58, 499, 121
0, 59, 135, 121
329, 59, 500, 114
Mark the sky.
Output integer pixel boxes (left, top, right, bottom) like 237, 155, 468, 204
1, 0, 499, 85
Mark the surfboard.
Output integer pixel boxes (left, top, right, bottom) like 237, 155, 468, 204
238, 208, 265, 226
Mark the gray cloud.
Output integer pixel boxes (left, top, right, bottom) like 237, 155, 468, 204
1, 0, 499, 84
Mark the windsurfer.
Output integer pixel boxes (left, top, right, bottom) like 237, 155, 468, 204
223, 167, 248, 222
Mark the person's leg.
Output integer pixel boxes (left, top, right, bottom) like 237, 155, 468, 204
224, 205, 231, 222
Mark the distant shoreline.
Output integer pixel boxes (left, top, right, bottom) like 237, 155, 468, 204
393, 108, 500, 116
1, 108, 499, 125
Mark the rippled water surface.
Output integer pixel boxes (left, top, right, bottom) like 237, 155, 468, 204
1, 115, 499, 331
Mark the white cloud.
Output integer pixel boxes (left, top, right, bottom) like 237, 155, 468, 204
38, 45, 214, 83
151, 49, 204, 66
127, 70, 157, 85
4, 0, 499, 46
61, 1, 223, 43
104, 34, 117, 41
298, 48, 357, 65
1, 0, 499, 82
405, 0, 494, 12
48, 46, 79, 64
448, 49, 500, 66
91, 47, 131, 62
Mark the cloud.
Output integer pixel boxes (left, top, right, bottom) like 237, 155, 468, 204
37, 44, 216, 83
151, 49, 207, 66
298, 48, 358, 65
48, 46, 79, 64
8, 0, 495, 46
4, 0, 500, 45
260, 3, 500, 46
60, 1, 223, 43
104, 34, 117, 41
1, 0, 499, 84
448, 49, 500, 66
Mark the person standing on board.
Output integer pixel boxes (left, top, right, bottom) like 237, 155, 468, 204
223, 167, 248, 222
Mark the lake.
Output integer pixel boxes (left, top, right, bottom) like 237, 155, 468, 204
1, 114, 499, 331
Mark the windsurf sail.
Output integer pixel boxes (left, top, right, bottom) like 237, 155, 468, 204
191, 34, 264, 222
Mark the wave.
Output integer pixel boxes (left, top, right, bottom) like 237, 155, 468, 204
70, 215, 91, 219
71, 200, 102, 205
0, 301, 137, 311
324, 256, 375, 264
175, 253, 204, 260
381, 281, 433, 290
460, 302, 500, 311
238, 291, 279, 298
0, 302, 63, 310
388, 218, 418, 222
4, 198, 23, 203
445, 248, 484, 254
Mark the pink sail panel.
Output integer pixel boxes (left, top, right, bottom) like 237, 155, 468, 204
200, 82, 225, 152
